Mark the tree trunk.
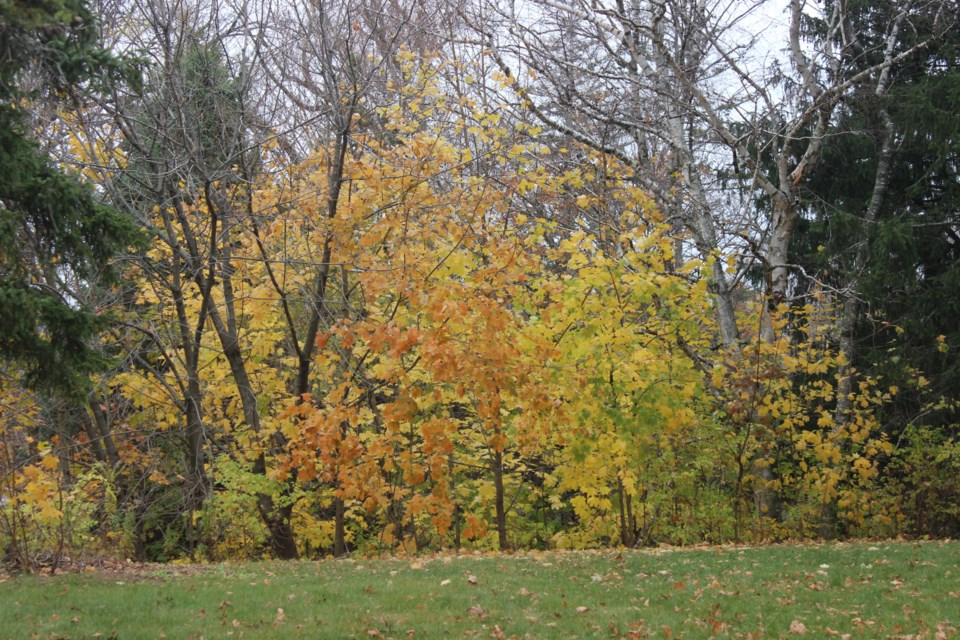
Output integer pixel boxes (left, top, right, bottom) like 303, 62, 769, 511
826, 107, 897, 537
209, 288, 300, 557
183, 387, 209, 557
250, 452, 298, 559
265, 503, 298, 559
617, 476, 635, 547
334, 495, 347, 556
198, 185, 304, 559
493, 449, 509, 551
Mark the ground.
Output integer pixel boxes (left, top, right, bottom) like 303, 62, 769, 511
1, 540, 958, 639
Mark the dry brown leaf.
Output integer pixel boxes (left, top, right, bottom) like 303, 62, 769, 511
789, 620, 808, 635
575, 606, 590, 613
467, 574, 478, 585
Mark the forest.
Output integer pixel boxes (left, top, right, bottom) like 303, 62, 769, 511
1, 0, 958, 570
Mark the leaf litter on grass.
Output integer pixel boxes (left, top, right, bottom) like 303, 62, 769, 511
2, 540, 959, 639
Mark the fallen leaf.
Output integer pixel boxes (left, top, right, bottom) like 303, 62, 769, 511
575, 606, 590, 613
275, 608, 286, 623
440, 579, 451, 586
790, 620, 808, 635
518, 587, 533, 597
468, 605, 486, 618
366, 630, 382, 638
467, 574, 478, 585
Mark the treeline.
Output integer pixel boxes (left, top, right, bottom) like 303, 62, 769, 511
1, 0, 958, 569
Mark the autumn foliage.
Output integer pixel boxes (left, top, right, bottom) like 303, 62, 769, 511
1, 51, 953, 568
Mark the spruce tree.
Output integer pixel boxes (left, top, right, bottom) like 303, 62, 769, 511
0, 0, 137, 392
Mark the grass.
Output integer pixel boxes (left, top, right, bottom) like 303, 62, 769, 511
1, 540, 958, 639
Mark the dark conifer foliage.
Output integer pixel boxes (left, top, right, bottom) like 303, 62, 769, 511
0, 0, 138, 392
795, 0, 960, 432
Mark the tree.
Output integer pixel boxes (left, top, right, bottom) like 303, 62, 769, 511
467, 0, 956, 522
790, 0, 960, 536
248, 0, 463, 556
796, 0, 960, 428
6, 0, 953, 562
0, 0, 136, 393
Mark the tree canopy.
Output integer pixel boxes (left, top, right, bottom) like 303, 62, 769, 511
1, 0, 958, 570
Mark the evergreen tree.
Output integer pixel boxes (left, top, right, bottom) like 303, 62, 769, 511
792, 0, 959, 435
0, 0, 137, 392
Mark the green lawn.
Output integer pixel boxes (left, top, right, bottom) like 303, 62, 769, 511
1, 540, 958, 639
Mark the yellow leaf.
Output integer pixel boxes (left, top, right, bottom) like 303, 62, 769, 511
477, 483, 496, 502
